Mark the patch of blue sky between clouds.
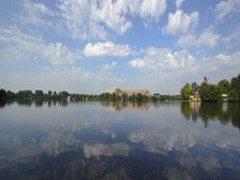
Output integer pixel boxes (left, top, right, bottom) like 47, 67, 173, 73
0, 0, 240, 94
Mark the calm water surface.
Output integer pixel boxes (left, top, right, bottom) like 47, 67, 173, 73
0, 101, 240, 180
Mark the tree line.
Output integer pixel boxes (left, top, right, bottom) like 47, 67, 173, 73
180, 74, 240, 102
1, 73, 238, 103
0, 89, 150, 102
0, 88, 182, 104
0, 89, 70, 100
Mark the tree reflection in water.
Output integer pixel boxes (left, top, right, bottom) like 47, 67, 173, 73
181, 102, 240, 129
0, 101, 240, 179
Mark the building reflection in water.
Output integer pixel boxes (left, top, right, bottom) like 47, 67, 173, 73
101, 102, 150, 111
0, 102, 240, 179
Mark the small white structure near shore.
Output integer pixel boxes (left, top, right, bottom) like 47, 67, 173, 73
189, 95, 201, 101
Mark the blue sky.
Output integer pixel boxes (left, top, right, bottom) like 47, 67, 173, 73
0, 0, 240, 94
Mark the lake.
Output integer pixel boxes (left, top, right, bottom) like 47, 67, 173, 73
0, 101, 240, 180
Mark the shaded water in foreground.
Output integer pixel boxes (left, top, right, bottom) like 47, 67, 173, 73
0, 101, 240, 180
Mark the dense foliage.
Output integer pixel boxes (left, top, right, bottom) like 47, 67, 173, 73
180, 74, 240, 102
181, 102, 240, 129
180, 83, 191, 100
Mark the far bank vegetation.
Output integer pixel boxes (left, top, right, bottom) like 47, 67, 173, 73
180, 74, 240, 102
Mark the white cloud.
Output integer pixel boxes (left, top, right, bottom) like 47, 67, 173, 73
96, 76, 123, 87
128, 48, 195, 72
177, 34, 195, 47
230, 24, 240, 41
84, 41, 132, 57
91, 0, 132, 35
139, 0, 167, 21
128, 58, 145, 69
56, 0, 107, 40
0, 26, 43, 62
215, 0, 240, 22
84, 143, 131, 158
14, 0, 167, 40
178, 29, 221, 48
92, 0, 167, 34
43, 42, 79, 66
56, 0, 167, 39
197, 29, 221, 48
213, 51, 240, 65
15, 0, 54, 27
101, 61, 117, 71
0, 26, 79, 66
165, 10, 199, 35
193, 51, 240, 82
175, 0, 185, 9
127, 49, 240, 94
96, 61, 122, 87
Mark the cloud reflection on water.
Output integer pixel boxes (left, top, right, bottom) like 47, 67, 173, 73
0, 102, 239, 179
83, 143, 131, 159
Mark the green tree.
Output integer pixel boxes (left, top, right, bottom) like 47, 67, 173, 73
48, 90, 52, 97
180, 83, 191, 100
228, 89, 239, 101
199, 83, 221, 102
230, 74, 240, 100
35, 90, 44, 97
98, 93, 110, 101
136, 93, 143, 102
53, 91, 57, 99
122, 93, 128, 101
7, 90, 15, 99
17, 90, 33, 99
0, 89, 8, 100
191, 82, 199, 95
218, 79, 230, 94
58, 91, 69, 99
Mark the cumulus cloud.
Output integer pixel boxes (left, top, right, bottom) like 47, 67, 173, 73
128, 48, 195, 72
195, 51, 240, 82
128, 48, 240, 94
56, 0, 107, 40
212, 51, 240, 67
101, 61, 117, 71
214, 0, 240, 22
178, 29, 221, 48
128, 47, 240, 82
56, 0, 167, 39
175, 0, 185, 9
91, 0, 132, 35
15, 0, 54, 27
0, 26, 79, 66
91, 0, 167, 34
84, 41, 132, 57
165, 10, 199, 35
229, 24, 240, 42
14, 0, 167, 40
91, 0, 167, 33
0, 26, 43, 62
139, 0, 167, 21
96, 61, 122, 88
128, 58, 145, 69
43, 42, 79, 66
